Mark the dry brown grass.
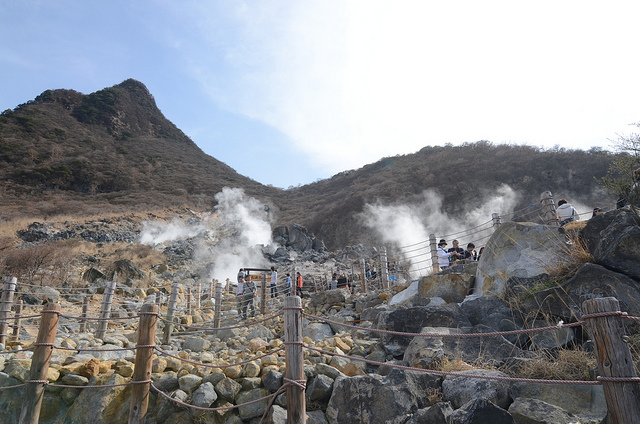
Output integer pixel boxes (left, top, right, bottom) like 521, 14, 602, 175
544, 233, 594, 286
513, 348, 596, 381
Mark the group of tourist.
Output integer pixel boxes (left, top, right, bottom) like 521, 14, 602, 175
236, 267, 303, 319
437, 239, 483, 270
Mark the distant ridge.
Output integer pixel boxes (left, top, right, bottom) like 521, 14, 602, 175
0, 79, 620, 249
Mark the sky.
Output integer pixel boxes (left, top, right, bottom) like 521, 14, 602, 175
2, 1, 640, 189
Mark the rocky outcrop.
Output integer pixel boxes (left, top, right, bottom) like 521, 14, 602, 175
474, 222, 570, 296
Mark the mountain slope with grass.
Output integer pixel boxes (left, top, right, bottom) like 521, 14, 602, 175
0, 79, 622, 250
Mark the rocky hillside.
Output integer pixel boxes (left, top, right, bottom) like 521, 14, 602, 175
0, 79, 621, 249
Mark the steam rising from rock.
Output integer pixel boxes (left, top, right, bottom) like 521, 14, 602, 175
140, 187, 275, 282
360, 185, 520, 277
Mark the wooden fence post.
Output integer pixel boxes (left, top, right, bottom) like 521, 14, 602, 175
214, 281, 222, 329
128, 303, 158, 424
284, 296, 306, 424
79, 295, 90, 333
540, 191, 560, 226
11, 299, 22, 342
19, 302, 61, 424
162, 282, 179, 344
95, 281, 116, 340
492, 213, 502, 230
155, 290, 162, 312
260, 272, 267, 315
195, 282, 201, 311
582, 297, 640, 424
429, 234, 439, 273
360, 258, 367, 294
0, 276, 17, 346
186, 288, 192, 317
380, 246, 389, 289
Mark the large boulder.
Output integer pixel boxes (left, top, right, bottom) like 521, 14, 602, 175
441, 369, 512, 409
510, 381, 606, 421
309, 289, 350, 311
508, 397, 580, 424
404, 325, 528, 368
58, 374, 131, 423
450, 398, 515, 424
418, 273, 474, 303
525, 263, 640, 321
377, 304, 472, 357
475, 222, 570, 297
325, 369, 440, 424
585, 208, 640, 280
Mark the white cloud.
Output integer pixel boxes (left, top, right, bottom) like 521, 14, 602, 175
163, 1, 640, 178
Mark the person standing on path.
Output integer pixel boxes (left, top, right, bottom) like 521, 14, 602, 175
296, 272, 304, 297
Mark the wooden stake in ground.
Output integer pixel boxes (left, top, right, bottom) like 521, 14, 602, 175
79, 295, 90, 333
10, 299, 22, 342
0, 276, 17, 346
429, 234, 439, 273
284, 296, 306, 424
20, 302, 61, 424
129, 303, 158, 424
95, 281, 116, 340
582, 297, 640, 424
214, 281, 222, 329
163, 282, 180, 344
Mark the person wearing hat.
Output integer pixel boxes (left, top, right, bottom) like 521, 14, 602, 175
437, 239, 454, 269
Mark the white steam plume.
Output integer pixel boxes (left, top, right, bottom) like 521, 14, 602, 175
360, 185, 521, 278
139, 187, 275, 283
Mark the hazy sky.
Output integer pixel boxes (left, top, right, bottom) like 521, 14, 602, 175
2, 1, 640, 188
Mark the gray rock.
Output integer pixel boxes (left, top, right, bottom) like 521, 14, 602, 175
442, 369, 512, 409
263, 369, 283, 392
309, 289, 350, 310
475, 222, 570, 297
451, 398, 515, 424
404, 402, 454, 424
307, 409, 330, 424
215, 377, 242, 401
270, 404, 288, 424
325, 369, 440, 424
527, 263, 640, 321
236, 388, 271, 421
509, 397, 578, 424
315, 363, 345, 380
510, 381, 606, 421
378, 304, 472, 357
192, 382, 217, 407
183, 336, 210, 352
178, 374, 202, 393
307, 374, 334, 401
418, 272, 475, 303
304, 322, 335, 341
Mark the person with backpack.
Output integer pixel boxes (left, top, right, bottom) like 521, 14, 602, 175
241, 276, 256, 319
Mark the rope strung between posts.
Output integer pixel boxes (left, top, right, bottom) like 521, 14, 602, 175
302, 311, 585, 338
157, 310, 283, 331
154, 346, 285, 369
304, 344, 604, 386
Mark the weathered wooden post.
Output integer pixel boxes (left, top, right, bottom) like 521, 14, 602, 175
429, 234, 439, 273
155, 290, 162, 311
492, 213, 502, 230
260, 272, 267, 315
79, 295, 90, 333
582, 297, 640, 424
540, 191, 560, 226
129, 303, 158, 424
0, 276, 17, 346
186, 288, 192, 317
195, 281, 201, 311
162, 282, 179, 344
284, 296, 306, 424
360, 258, 367, 294
380, 246, 389, 289
19, 302, 61, 424
95, 280, 116, 340
214, 281, 222, 329
11, 299, 23, 342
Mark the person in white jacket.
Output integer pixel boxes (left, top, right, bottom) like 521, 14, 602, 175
556, 199, 577, 226
437, 239, 454, 269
